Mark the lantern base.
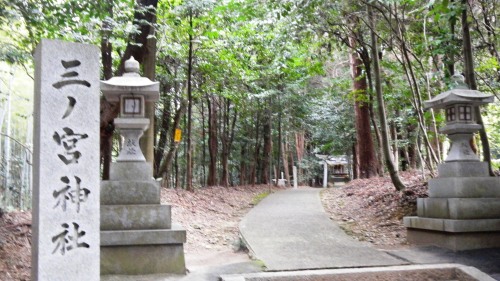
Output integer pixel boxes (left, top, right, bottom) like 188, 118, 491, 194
444, 133, 480, 162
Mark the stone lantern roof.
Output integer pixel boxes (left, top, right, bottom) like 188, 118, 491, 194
424, 75, 494, 110
100, 56, 159, 102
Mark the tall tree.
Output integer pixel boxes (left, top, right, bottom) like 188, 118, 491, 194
368, 3, 406, 191
461, 0, 494, 176
206, 94, 218, 186
349, 36, 378, 179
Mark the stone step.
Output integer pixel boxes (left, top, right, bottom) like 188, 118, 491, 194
101, 204, 171, 230
417, 198, 500, 220
101, 180, 160, 205
428, 177, 500, 198
110, 162, 154, 181
404, 216, 500, 233
437, 162, 489, 178
101, 225, 186, 246
405, 216, 500, 251
101, 244, 186, 275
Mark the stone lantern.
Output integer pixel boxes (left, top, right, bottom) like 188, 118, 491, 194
99, 57, 186, 275
100, 56, 159, 162
423, 74, 494, 162
404, 74, 500, 251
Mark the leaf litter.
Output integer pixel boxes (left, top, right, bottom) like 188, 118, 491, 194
0, 172, 428, 279
321, 170, 428, 249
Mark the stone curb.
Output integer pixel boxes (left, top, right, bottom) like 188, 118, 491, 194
220, 263, 496, 281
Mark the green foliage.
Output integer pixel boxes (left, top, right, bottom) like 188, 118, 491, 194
2, 0, 500, 191
485, 101, 500, 160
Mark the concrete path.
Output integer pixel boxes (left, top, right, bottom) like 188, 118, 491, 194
239, 188, 405, 271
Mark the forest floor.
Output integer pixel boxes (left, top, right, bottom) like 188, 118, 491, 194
0, 171, 427, 281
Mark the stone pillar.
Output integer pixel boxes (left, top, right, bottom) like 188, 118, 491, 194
32, 39, 100, 280
293, 166, 298, 189
323, 162, 328, 188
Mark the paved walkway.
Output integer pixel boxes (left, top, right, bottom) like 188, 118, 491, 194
104, 187, 500, 280
239, 188, 405, 271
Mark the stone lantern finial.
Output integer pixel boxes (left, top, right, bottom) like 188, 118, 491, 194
450, 74, 468, 89
124, 56, 140, 76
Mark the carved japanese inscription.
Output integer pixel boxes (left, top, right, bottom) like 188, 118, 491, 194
32, 39, 100, 281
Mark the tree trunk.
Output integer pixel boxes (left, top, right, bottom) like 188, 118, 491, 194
295, 131, 305, 183
174, 149, 180, 189
349, 39, 378, 179
251, 112, 261, 186
239, 143, 247, 185
281, 140, 290, 187
185, 12, 194, 191
390, 119, 399, 172
368, 3, 406, 191
394, 12, 440, 168
220, 98, 237, 187
154, 92, 171, 176
158, 100, 187, 185
261, 104, 272, 184
461, 0, 494, 176
99, 0, 115, 180
200, 96, 206, 186
352, 143, 358, 180
363, 49, 384, 176
207, 94, 218, 186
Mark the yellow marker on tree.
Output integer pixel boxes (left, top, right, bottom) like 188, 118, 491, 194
174, 128, 182, 143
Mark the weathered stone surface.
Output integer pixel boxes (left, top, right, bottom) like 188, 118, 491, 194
417, 198, 500, 220
101, 244, 186, 275
100, 181, 160, 205
101, 225, 186, 246
221, 264, 496, 281
100, 58, 185, 276
100, 58, 160, 103
437, 162, 489, 177
32, 39, 100, 281
406, 228, 500, 251
114, 118, 150, 162
429, 177, 500, 198
109, 162, 154, 181
404, 217, 500, 232
444, 133, 481, 162
101, 205, 171, 230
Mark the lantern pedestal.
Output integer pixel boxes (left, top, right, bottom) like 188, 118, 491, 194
404, 161, 500, 250
100, 162, 186, 275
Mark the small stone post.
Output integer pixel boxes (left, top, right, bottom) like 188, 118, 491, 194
323, 161, 328, 188
32, 39, 100, 280
293, 166, 298, 189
